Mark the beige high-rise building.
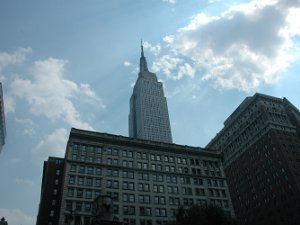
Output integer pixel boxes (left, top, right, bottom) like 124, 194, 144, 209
129, 42, 172, 143
56, 128, 234, 225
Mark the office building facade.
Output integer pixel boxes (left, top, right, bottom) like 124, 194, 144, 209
207, 93, 300, 225
36, 157, 65, 225
129, 42, 172, 143
57, 128, 234, 225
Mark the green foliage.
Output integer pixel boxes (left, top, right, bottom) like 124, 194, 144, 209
168, 205, 239, 225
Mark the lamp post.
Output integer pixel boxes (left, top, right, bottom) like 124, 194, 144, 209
90, 195, 121, 225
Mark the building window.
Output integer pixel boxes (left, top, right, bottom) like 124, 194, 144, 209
113, 170, 119, 177
67, 188, 74, 197
138, 183, 150, 192
113, 205, 119, 214
86, 178, 93, 186
142, 153, 147, 159
96, 147, 102, 154
77, 189, 83, 198
79, 165, 85, 173
113, 180, 119, 189
107, 180, 112, 188
140, 207, 152, 216
78, 177, 84, 185
66, 201, 72, 211
151, 154, 155, 161
123, 206, 135, 215
76, 201, 82, 211
137, 162, 142, 169
96, 167, 102, 175
113, 159, 118, 165
87, 166, 94, 175
95, 191, 101, 197
70, 164, 77, 172
107, 158, 112, 165
165, 165, 170, 172
85, 202, 91, 212
113, 149, 119, 156
143, 163, 148, 169
123, 181, 135, 190
86, 190, 92, 199
95, 179, 101, 187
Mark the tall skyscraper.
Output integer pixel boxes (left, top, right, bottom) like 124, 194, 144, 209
0, 83, 6, 154
207, 93, 300, 225
129, 42, 172, 143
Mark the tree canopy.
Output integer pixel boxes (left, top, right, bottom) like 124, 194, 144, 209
168, 205, 239, 225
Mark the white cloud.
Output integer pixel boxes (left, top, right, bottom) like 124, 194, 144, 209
15, 178, 35, 186
163, 35, 174, 44
286, 7, 300, 36
123, 60, 139, 75
0, 47, 32, 72
179, 13, 219, 31
77, 84, 105, 110
152, 55, 182, 78
3, 95, 16, 114
32, 128, 68, 162
162, 0, 176, 4
156, 0, 300, 91
15, 118, 36, 136
123, 61, 132, 67
10, 57, 105, 129
178, 63, 196, 79
0, 208, 35, 225
143, 41, 161, 56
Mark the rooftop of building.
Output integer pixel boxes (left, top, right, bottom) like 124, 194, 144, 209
69, 128, 221, 158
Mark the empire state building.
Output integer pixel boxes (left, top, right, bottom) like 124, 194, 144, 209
129, 42, 173, 143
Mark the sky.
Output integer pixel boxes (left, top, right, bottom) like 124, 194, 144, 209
0, 0, 300, 224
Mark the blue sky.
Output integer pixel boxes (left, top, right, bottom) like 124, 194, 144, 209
0, 0, 300, 224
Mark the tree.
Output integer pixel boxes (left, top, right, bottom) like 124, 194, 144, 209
168, 205, 239, 225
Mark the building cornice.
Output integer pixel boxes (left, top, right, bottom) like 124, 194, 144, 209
69, 128, 221, 158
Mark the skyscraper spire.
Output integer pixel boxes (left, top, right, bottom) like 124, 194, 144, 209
141, 40, 144, 57
139, 40, 149, 73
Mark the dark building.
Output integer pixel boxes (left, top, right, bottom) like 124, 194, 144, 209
57, 128, 234, 225
0, 83, 6, 154
36, 157, 65, 225
207, 93, 300, 225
